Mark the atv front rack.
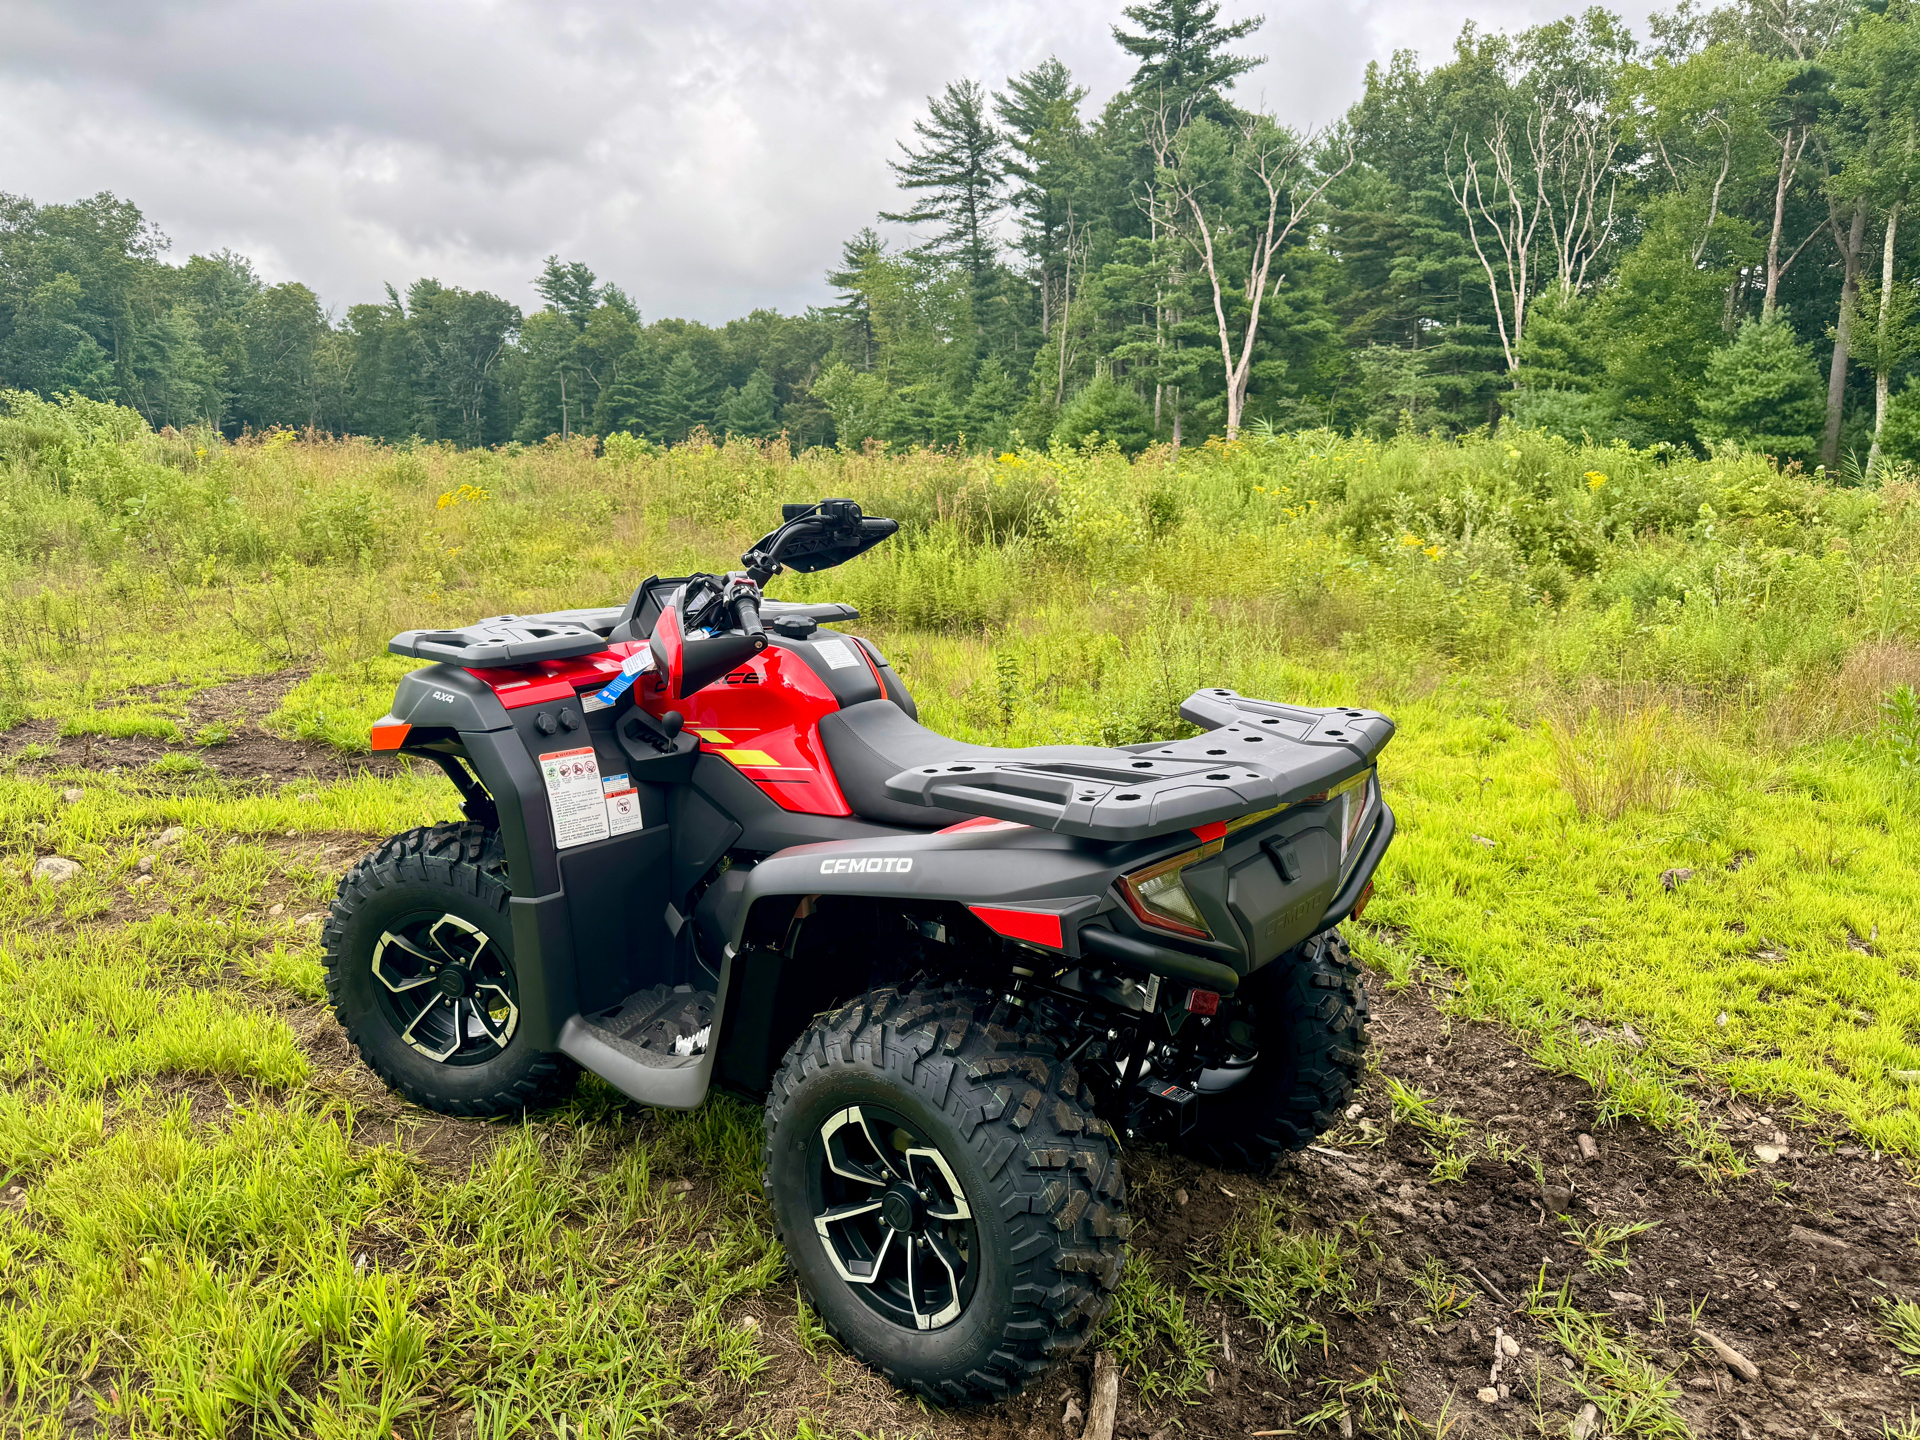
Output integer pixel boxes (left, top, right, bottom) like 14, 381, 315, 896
881, 689, 1393, 841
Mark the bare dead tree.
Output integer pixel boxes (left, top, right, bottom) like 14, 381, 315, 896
1154, 111, 1353, 438
1446, 90, 1624, 374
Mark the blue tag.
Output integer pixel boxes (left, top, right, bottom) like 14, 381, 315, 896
592, 670, 637, 708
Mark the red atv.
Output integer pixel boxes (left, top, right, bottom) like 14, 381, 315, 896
327, 498, 1395, 1402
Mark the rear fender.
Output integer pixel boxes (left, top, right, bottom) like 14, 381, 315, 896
716, 825, 1131, 964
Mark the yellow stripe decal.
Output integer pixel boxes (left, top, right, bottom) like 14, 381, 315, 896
694, 728, 734, 743
718, 749, 782, 767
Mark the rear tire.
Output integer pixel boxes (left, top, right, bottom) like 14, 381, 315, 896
1180, 929, 1370, 1171
323, 822, 577, 1117
762, 982, 1127, 1405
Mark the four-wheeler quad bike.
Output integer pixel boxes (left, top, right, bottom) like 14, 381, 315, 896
326, 498, 1396, 1404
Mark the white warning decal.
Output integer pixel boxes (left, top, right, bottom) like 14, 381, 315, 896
601, 771, 644, 836
539, 747, 611, 849
814, 638, 861, 670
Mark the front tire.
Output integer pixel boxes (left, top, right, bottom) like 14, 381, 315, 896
1180, 929, 1370, 1171
762, 982, 1127, 1405
323, 822, 576, 1116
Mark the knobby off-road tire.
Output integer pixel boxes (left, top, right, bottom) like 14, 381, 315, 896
762, 982, 1128, 1405
1181, 929, 1370, 1171
323, 822, 576, 1117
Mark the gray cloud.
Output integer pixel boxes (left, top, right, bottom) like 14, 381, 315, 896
0, 0, 1652, 323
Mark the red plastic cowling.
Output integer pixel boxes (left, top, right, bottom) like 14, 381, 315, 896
967, 906, 1064, 950
1190, 820, 1227, 843
464, 643, 641, 710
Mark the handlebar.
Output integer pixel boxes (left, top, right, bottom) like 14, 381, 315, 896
735, 593, 766, 644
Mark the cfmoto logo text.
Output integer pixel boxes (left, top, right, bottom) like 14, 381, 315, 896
819, 857, 914, 874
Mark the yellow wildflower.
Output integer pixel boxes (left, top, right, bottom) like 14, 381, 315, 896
1585, 471, 1607, 490
1400, 533, 1422, 548
1423, 545, 1442, 559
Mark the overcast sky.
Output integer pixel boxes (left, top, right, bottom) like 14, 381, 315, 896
0, 0, 1656, 324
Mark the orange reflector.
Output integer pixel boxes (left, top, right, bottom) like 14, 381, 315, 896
1350, 878, 1375, 922
1190, 820, 1227, 843
370, 721, 411, 751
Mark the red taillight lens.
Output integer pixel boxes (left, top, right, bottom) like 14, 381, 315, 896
1334, 770, 1375, 861
1118, 839, 1221, 939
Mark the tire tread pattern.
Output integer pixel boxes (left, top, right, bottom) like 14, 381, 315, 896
762, 981, 1127, 1405
322, 821, 576, 1117
1184, 930, 1371, 1171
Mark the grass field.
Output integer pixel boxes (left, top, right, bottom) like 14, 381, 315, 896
0, 391, 1916, 1437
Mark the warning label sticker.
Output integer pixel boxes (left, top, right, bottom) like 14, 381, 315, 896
814, 638, 861, 670
539, 747, 610, 849
601, 772, 644, 836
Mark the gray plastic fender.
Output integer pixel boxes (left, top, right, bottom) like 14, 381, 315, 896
386, 663, 512, 735
714, 823, 1127, 960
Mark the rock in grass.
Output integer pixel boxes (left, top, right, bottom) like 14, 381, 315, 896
1476, 1387, 1499, 1404
32, 856, 82, 884
1660, 867, 1694, 890
61, 787, 83, 804
1753, 1143, 1784, 1164
157, 826, 187, 845
1577, 1133, 1599, 1161
1571, 1402, 1600, 1439
136, 855, 154, 874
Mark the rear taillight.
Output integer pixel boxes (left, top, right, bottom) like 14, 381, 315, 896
1118, 838, 1222, 939
1333, 770, 1375, 861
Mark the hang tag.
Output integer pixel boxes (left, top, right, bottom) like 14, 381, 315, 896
591, 651, 653, 710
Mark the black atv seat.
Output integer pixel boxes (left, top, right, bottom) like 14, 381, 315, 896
817, 700, 1131, 829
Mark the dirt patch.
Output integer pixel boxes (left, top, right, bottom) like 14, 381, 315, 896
2, 670, 398, 786
972, 976, 1919, 1440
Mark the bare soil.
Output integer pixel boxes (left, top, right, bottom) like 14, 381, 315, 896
965, 977, 1920, 1441
285, 966, 1919, 1440
2, 671, 399, 785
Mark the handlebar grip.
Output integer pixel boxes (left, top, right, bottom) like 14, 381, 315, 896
735, 595, 767, 647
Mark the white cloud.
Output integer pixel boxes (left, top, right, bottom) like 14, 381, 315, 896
0, 0, 1653, 323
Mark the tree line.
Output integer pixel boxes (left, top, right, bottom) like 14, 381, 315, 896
1, 0, 1914, 469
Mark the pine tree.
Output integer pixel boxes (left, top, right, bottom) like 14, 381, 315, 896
961, 355, 1020, 451
657, 350, 711, 442
883, 80, 1007, 283
1112, 0, 1264, 121
1696, 316, 1827, 461
722, 367, 778, 438
996, 59, 1088, 338
1053, 371, 1155, 454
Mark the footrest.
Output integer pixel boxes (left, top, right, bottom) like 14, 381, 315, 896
573, 984, 714, 1069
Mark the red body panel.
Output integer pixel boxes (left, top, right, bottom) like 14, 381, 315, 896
639, 646, 854, 816
465, 644, 642, 710
967, 906, 1064, 950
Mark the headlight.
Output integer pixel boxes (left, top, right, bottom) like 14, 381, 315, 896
1118, 838, 1222, 939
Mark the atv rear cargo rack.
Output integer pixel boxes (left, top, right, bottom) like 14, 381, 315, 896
389, 600, 861, 668
881, 689, 1393, 841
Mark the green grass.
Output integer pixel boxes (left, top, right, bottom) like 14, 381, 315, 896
0, 405, 1914, 1433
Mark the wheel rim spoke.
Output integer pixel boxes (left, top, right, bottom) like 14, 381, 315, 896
371, 911, 517, 1066
401, 993, 462, 1061
812, 1108, 975, 1330
905, 1147, 972, 1221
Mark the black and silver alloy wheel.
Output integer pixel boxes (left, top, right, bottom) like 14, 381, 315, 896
323, 822, 576, 1117
811, 1105, 975, 1331
370, 912, 519, 1064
